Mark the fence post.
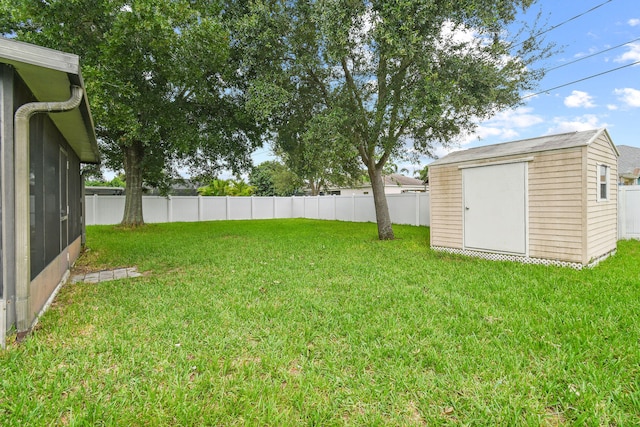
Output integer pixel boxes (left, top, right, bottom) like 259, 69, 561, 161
251, 196, 254, 219
317, 195, 320, 219
198, 195, 203, 222
619, 187, 625, 239
167, 195, 172, 223
415, 192, 420, 226
272, 196, 276, 219
333, 195, 337, 220
92, 194, 98, 225
352, 194, 356, 222
226, 196, 230, 220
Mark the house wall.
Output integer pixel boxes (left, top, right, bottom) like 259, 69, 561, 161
1, 65, 16, 325
6, 68, 86, 330
585, 134, 618, 263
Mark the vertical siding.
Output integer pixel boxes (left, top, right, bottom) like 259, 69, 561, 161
429, 165, 463, 248
586, 134, 618, 262
527, 148, 585, 263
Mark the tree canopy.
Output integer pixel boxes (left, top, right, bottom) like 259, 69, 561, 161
1, 0, 262, 226
249, 161, 302, 197
235, 0, 551, 239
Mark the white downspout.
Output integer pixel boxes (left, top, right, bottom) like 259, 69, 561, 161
14, 85, 84, 333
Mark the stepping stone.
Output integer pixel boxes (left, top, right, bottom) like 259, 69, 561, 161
71, 267, 142, 284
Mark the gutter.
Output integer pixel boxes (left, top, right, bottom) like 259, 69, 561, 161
14, 85, 84, 333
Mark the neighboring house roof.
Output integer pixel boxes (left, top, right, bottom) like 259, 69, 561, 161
384, 173, 425, 187
617, 145, 640, 178
430, 128, 617, 166
0, 37, 100, 163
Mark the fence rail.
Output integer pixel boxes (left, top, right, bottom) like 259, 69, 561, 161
85, 193, 431, 227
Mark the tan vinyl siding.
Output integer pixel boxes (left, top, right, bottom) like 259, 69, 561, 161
586, 134, 618, 262
528, 148, 584, 263
429, 165, 462, 248
429, 129, 618, 266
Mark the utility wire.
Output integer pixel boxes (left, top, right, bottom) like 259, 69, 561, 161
512, 0, 615, 48
522, 60, 640, 99
547, 37, 640, 72
533, 0, 614, 39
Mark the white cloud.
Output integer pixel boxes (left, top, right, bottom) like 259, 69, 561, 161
614, 88, 640, 107
607, 104, 618, 111
564, 90, 595, 108
629, 18, 640, 27
546, 115, 608, 134
487, 106, 544, 129
614, 42, 640, 63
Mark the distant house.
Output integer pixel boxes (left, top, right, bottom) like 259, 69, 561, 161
0, 38, 100, 345
332, 174, 427, 196
85, 186, 125, 196
617, 145, 640, 185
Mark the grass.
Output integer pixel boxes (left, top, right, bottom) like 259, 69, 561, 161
1, 219, 639, 426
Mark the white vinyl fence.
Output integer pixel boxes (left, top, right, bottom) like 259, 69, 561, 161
85, 192, 431, 227
85, 188, 640, 239
619, 186, 640, 239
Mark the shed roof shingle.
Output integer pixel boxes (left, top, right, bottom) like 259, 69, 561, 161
430, 128, 615, 166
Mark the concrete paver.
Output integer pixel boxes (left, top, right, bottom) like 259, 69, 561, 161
71, 267, 142, 284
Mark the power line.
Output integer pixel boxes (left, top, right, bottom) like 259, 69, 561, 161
512, 0, 615, 49
522, 60, 640, 99
528, 0, 615, 41
547, 37, 640, 72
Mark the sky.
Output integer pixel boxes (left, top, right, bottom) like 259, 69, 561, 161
249, 0, 640, 176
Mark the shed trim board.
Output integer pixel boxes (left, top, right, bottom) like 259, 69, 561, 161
429, 128, 618, 268
457, 156, 534, 170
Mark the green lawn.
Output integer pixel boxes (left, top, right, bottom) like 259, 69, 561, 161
2, 219, 639, 426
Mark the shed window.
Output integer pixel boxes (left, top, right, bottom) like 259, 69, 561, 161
598, 165, 609, 201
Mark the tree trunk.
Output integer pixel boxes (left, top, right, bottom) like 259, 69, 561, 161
309, 180, 319, 196
121, 141, 145, 227
368, 166, 395, 240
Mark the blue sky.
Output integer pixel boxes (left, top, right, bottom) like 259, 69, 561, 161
250, 0, 640, 175
429, 0, 640, 167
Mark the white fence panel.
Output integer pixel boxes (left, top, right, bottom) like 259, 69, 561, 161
228, 197, 252, 220
354, 196, 376, 223
143, 197, 169, 223
171, 196, 199, 222
335, 196, 355, 222
387, 193, 418, 226
85, 193, 429, 226
275, 197, 293, 218
318, 197, 336, 220
303, 197, 320, 219
619, 186, 640, 239
201, 197, 227, 221
292, 197, 305, 218
419, 193, 430, 226
87, 195, 125, 225
252, 197, 276, 219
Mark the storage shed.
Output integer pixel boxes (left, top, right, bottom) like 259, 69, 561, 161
429, 129, 618, 269
0, 38, 100, 345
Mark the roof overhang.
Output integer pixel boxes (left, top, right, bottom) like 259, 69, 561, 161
0, 37, 100, 163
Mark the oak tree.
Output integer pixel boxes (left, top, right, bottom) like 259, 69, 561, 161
236, 0, 550, 239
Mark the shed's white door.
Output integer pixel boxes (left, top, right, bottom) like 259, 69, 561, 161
463, 162, 527, 255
